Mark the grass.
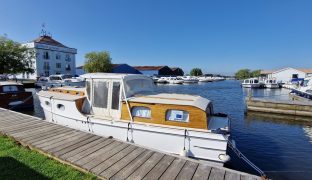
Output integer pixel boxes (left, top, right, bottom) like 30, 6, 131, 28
0, 135, 97, 180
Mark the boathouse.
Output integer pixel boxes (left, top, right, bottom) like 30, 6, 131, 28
171, 67, 184, 76
76, 64, 141, 76
260, 67, 312, 83
133, 66, 183, 76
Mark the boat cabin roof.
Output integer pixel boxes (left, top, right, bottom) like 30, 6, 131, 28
81, 73, 148, 80
82, 73, 155, 97
129, 93, 211, 111
0, 81, 23, 86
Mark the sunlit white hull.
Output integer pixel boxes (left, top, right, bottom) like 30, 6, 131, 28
242, 83, 261, 88
39, 95, 229, 166
264, 83, 279, 89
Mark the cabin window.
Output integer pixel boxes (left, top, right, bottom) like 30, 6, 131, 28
245, 80, 250, 83
111, 82, 120, 110
254, 79, 259, 83
93, 81, 108, 108
131, 106, 151, 118
166, 110, 189, 122
2, 85, 19, 92
57, 104, 65, 111
86, 81, 91, 99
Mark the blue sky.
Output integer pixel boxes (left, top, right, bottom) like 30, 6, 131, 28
1, 0, 312, 75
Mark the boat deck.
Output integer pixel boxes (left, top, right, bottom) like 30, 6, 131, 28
0, 108, 261, 180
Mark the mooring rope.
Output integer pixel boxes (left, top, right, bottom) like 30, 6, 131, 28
227, 139, 267, 178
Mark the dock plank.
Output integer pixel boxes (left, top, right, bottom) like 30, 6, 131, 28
192, 164, 211, 180
110, 150, 154, 180
60, 137, 110, 160
159, 158, 186, 180
143, 155, 175, 180
90, 145, 137, 174
82, 143, 129, 170
224, 171, 240, 180
208, 167, 226, 180
127, 152, 164, 180
73, 141, 121, 166
176, 161, 199, 180
65, 138, 114, 162
52, 135, 101, 156
100, 147, 146, 179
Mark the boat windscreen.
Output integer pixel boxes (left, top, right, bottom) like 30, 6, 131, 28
49, 76, 62, 81
124, 78, 155, 97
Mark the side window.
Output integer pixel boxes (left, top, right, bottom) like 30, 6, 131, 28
166, 110, 189, 122
93, 81, 108, 108
111, 82, 120, 110
131, 106, 151, 118
86, 81, 91, 100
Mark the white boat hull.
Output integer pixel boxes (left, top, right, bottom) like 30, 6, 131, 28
242, 83, 261, 88
265, 84, 279, 89
39, 95, 229, 165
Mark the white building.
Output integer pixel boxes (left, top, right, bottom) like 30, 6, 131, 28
17, 35, 77, 79
260, 67, 312, 83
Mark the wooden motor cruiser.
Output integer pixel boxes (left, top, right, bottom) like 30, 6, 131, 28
38, 73, 231, 165
0, 81, 33, 110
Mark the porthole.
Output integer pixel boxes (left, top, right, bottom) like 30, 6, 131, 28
45, 101, 50, 106
57, 104, 65, 111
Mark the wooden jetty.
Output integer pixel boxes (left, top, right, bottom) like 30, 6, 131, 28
246, 97, 312, 121
0, 108, 261, 180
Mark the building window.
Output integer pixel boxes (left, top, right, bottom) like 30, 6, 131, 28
56, 53, 61, 60
43, 62, 50, 70
166, 110, 189, 122
56, 63, 61, 68
131, 106, 151, 118
65, 64, 71, 71
65, 54, 71, 61
44, 71, 49, 77
43, 51, 49, 59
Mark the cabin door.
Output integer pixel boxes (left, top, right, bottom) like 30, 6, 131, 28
91, 79, 121, 119
91, 79, 110, 116
109, 80, 121, 119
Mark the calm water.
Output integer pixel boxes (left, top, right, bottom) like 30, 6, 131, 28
25, 80, 312, 180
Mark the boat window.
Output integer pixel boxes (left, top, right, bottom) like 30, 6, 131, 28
131, 106, 151, 118
93, 81, 108, 108
245, 80, 250, 83
57, 104, 65, 111
62, 75, 72, 79
111, 82, 120, 110
2, 85, 19, 92
86, 81, 91, 99
254, 79, 259, 83
125, 78, 154, 97
166, 110, 189, 122
49, 76, 62, 81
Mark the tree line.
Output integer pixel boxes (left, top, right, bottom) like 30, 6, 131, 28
235, 69, 261, 80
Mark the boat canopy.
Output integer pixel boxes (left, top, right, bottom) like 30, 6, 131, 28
81, 73, 155, 97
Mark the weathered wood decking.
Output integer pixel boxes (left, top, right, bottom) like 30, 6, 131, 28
0, 108, 261, 180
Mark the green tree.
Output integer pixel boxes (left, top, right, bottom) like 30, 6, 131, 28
190, 68, 203, 76
251, 69, 261, 78
0, 35, 34, 74
235, 69, 251, 79
83, 51, 113, 73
